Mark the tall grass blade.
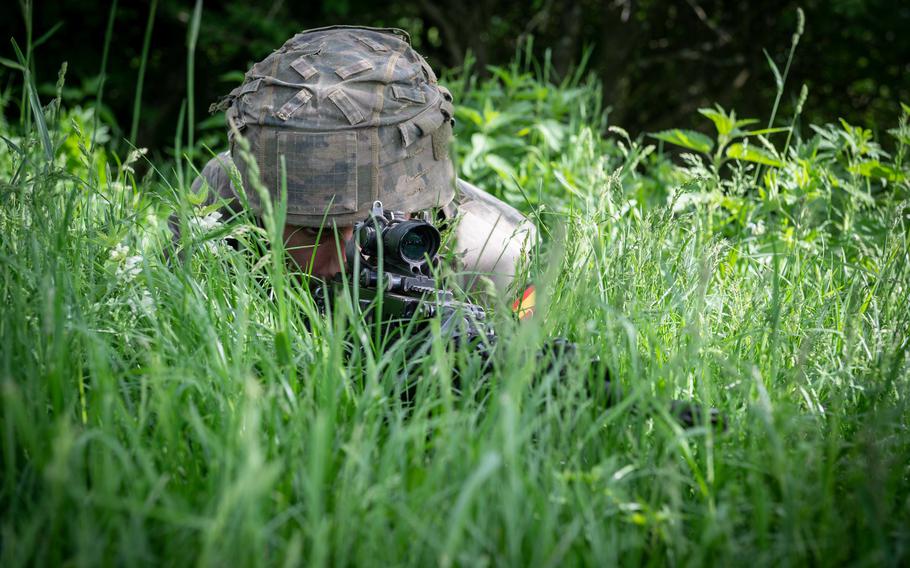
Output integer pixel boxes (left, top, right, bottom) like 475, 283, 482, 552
185, 0, 203, 171
91, 0, 118, 152
11, 38, 51, 163
765, 7, 805, 129
16, 0, 33, 129
130, 0, 158, 146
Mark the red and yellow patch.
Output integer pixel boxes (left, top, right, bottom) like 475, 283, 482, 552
512, 285, 536, 321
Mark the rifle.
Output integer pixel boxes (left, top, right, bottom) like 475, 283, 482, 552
316, 201, 722, 429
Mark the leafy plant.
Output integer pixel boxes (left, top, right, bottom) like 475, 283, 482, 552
651, 104, 789, 172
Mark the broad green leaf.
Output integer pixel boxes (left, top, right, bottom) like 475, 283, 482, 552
532, 86, 549, 101
840, 182, 877, 205
486, 65, 515, 88
699, 107, 735, 136
187, 182, 210, 205
651, 129, 714, 154
485, 111, 521, 133
850, 160, 907, 182
455, 106, 484, 127
553, 169, 583, 197
482, 108, 501, 127
726, 143, 784, 167
461, 132, 491, 175
699, 105, 760, 138
733, 118, 760, 131
534, 119, 565, 151
484, 153, 518, 182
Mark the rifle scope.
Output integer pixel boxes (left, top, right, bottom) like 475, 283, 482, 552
354, 202, 441, 275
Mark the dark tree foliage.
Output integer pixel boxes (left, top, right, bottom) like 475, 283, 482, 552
2, 0, 907, 152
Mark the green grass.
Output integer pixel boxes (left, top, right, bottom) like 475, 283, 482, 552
2, 43, 910, 566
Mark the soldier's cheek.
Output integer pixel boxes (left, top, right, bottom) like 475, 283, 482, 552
286, 246, 314, 273
309, 237, 348, 278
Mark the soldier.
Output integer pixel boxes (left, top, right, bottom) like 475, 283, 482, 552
177, 27, 722, 427
182, 25, 535, 294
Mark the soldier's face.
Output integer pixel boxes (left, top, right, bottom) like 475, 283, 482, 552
284, 223, 353, 280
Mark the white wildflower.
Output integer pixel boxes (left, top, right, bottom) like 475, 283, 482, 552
125, 289, 154, 316
131, 290, 155, 313
109, 243, 129, 262
204, 240, 227, 255
747, 220, 766, 236
189, 211, 223, 232
116, 255, 144, 281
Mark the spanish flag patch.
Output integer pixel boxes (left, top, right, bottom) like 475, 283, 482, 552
512, 285, 536, 321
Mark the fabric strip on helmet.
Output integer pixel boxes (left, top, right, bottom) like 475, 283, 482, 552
335, 59, 374, 79
237, 78, 263, 95
290, 56, 319, 80
328, 89, 365, 125
391, 84, 426, 104
355, 35, 390, 53
414, 109, 444, 136
276, 89, 313, 121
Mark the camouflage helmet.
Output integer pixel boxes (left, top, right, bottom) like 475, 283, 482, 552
216, 25, 456, 227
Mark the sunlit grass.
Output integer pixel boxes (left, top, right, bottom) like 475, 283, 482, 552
1, 37, 910, 566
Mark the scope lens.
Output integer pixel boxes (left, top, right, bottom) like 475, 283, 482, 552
399, 227, 433, 261
380, 220, 441, 266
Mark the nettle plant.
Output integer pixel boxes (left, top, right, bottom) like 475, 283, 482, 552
649, 103, 910, 247
447, 45, 610, 210
651, 104, 791, 176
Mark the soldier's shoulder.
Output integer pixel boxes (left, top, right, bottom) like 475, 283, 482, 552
454, 178, 532, 231
450, 178, 536, 292
193, 151, 237, 201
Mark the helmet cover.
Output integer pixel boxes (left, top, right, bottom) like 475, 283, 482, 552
216, 25, 457, 227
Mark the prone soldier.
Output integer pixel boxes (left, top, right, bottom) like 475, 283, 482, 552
176, 25, 721, 428
182, 25, 535, 294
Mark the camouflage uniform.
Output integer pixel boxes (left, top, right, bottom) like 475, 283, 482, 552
189, 25, 534, 290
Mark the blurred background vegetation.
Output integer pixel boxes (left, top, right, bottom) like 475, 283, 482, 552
2, 0, 908, 155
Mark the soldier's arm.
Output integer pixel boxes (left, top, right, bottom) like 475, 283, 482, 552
451, 179, 537, 294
